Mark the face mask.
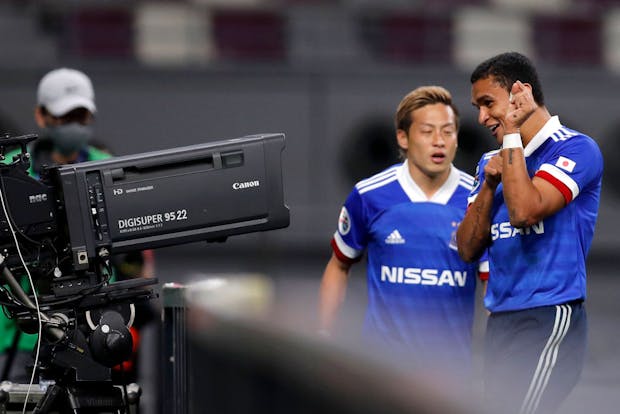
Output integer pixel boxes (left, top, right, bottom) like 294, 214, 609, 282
45, 123, 93, 156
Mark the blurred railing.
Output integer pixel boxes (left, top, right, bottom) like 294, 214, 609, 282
163, 276, 486, 414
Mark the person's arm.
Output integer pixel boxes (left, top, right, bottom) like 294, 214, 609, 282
457, 182, 495, 262
140, 249, 155, 278
501, 150, 565, 227
318, 253, 353, 335
501, 81, 566, 227
457, 155, 502, 263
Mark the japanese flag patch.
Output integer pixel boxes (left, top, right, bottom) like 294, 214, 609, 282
555, 156, 576, 173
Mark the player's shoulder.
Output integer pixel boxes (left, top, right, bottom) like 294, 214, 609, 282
546, 126, 602, 159
481, 149, 500, 161
473, 149, 500, 171
354, 163, 401, 195
454, 166, 475, 192
549, 125, 585, 142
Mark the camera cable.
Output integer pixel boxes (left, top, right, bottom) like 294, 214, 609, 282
0, 180, 43, 414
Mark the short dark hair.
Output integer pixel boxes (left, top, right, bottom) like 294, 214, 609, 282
470, 52, 544, 106
39, 106, 93, 124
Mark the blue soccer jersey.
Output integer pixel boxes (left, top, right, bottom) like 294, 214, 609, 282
331, 161, 485, 364
469, 116, 603, 313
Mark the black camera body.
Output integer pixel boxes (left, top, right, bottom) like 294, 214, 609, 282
0, 132, 289, 403
2, 133, 288, 275
56, 133, 289, 272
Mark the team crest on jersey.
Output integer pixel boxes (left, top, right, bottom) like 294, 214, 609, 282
472, 165, 481, 192
555, 156, 576, 173
449, 221, 459, 251
338, 206, 351, 235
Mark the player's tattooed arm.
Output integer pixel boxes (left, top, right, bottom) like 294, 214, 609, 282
457, 181, 495, 262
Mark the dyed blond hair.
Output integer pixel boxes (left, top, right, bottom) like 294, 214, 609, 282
395, 86, 459, 159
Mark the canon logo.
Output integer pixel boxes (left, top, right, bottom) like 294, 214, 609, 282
232, 180, 260, 190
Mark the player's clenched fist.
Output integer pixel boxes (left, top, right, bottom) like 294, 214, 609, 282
484, 152, 503, 189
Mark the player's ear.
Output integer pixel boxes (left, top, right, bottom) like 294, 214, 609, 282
396, 129, 409, 152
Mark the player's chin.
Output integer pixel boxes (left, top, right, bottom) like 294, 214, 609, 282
427, 162, 451, 176
430, 156, 450, 168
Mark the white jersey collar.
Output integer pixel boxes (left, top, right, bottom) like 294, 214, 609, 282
524, 115, 561, 157
397, 161, 460, 204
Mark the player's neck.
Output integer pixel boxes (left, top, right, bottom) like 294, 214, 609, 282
407, 163, 451, 199
519, 106, 551, 147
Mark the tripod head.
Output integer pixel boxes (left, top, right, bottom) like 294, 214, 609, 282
1, 259, 157, 383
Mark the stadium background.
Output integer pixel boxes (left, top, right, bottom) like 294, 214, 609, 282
0, 1, 618, 413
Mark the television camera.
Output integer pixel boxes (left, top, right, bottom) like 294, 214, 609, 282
0, 132, 289, 413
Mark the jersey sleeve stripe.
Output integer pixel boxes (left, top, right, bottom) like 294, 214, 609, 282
358, 175, 398, 194
332, 232, 362, 262
535, 167, 576, 204
460, 174, 474, 187
483, 149, 500, 160
459, 172, 475, 185
459, 180, 474, 191
479, 260, 489, 273
356, 167, 398, 190
559, 127, 578, 138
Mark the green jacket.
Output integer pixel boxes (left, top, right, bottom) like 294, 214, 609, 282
3, 143, 110, 177
1, 144, 111, 352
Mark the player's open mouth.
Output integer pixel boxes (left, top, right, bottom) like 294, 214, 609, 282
489, 124, 499, 136
431, 152, 446, 163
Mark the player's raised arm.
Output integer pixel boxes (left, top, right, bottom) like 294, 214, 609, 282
499, 81, 566, 228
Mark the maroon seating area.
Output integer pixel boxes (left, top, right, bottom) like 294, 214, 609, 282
212, 9, 286, 61
533, 15, 602, 65
62, 8, 134, 59
44, 1, 618, 66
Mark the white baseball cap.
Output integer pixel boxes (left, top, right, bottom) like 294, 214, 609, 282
37, 68, 96, 116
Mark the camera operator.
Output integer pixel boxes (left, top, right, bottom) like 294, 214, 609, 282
0, 68, 156, 383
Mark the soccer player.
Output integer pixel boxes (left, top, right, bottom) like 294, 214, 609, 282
319, 86, 488, 376
457, 52, 603, 414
